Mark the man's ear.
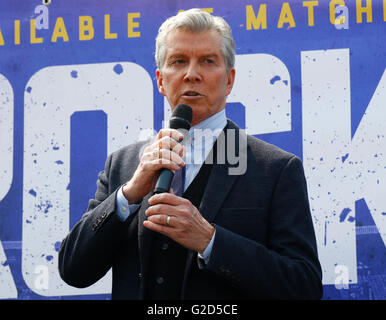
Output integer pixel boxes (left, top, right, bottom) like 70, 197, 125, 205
156, 69, 166, 96
226, 68, 236, 96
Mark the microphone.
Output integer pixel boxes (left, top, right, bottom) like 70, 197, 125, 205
154, 104, 192, 194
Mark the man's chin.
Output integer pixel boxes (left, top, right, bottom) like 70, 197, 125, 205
191, 113, 211, 126
171, 103, 210, 126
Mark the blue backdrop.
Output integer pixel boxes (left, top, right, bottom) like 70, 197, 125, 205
0, 0, 385, 299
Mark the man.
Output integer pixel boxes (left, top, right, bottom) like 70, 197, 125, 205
58, 9, 323, 299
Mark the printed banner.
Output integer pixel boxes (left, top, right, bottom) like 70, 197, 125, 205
0, 0, 385, 299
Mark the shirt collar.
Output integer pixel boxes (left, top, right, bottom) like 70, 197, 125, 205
189, 109, 227, 144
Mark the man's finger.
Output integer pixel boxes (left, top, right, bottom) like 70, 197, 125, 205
158, 136, 185, 156
157, 148, 185, 166
156, 128, 184, 142
143, 220, 171, 236
145, 203, 171, 217
144, 157, 181, 172
147, 214, 174, 227
148, 192, 183, 206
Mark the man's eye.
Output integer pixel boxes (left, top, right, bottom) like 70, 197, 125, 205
174, 59, 185, 64
205, 59, 214, 64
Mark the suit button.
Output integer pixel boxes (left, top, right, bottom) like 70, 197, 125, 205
162, 243, 168, 250
219, 265, 226, 272
138, 273, 142, 281
156, 276, 164, 285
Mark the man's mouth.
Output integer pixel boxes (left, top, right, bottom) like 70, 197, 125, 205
182, 91, 201, 97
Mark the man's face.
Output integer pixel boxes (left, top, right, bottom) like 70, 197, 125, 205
156, 29, 235, 127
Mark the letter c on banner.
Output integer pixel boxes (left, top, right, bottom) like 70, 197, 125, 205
228, 54, 291, 135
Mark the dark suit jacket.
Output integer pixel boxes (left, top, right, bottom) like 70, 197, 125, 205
58, 119, 323, 299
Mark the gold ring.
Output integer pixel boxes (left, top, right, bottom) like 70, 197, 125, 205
166, 216, 171, 226
152, 147, 159, 159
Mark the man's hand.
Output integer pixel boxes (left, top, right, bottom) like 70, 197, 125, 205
122, 129, 186, 204
143, 191, 215, 253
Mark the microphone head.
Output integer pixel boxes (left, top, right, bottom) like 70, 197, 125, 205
169, 104, 193, 130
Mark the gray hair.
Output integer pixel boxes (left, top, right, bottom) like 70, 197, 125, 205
155, 8, 235, 71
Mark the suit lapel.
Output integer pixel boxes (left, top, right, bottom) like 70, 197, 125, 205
199, 119, 242, 222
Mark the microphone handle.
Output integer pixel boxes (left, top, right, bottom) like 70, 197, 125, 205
154, 168, 174, 194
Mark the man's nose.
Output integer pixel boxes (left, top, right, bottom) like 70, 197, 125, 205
183, 63, 201, 82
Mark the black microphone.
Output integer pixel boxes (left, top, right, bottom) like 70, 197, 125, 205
154, 104, 192, 194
